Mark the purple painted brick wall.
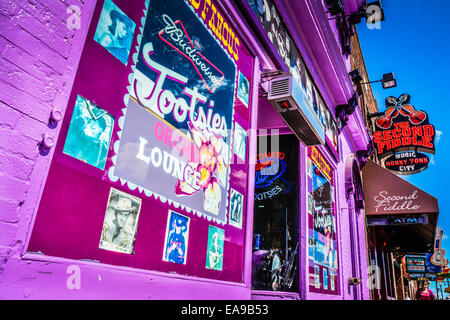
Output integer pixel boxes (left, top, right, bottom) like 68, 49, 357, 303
0, 0, 96, 293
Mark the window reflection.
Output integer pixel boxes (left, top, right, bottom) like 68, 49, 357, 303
252, 134, 299, 292
307, 147, 339, 294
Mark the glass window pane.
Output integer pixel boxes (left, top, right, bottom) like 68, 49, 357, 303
307, 146, 339, 295
252, 134, 299, 292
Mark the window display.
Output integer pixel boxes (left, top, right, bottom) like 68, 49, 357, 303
307, 146, 339, 295
113, 0, 238, 225
251, 134, 299, 292
28, 0, 255, 284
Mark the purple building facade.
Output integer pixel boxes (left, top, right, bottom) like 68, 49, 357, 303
0, 0, 371, 300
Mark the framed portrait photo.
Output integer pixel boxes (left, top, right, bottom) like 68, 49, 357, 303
205, 225, 225, 271
229, 188, 244, 229
233, 122, 247, 161
93, 0, 136, 65
63, 95, 114, 170
99, 188, 142, 254
237, 71, 250, 108
162, 210, 190, 265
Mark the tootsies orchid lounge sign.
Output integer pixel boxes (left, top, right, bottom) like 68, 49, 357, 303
373, 94, 436, 175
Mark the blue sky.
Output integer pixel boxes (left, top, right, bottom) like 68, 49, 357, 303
356, 0, 450, 294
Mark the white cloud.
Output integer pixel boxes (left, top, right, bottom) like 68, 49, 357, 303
429, 155, 435, 165
435, 130, 443, 144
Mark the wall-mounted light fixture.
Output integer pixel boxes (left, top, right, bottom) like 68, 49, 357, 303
325, 0, 354, 56
349, 69, 363, 84
381, 72, 397, 89
360, 72, 397, 89
336, 93, 358, 128
325, 0, 344, 16
346, 0, 385, 26
349, 69, 364, 96
356, 139, 374, 168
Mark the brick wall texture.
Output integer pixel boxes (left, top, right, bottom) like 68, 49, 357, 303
0, 0, 90, 282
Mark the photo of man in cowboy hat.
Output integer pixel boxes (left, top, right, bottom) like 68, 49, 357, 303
94, 0, 136, 65
99, 188, 142, 254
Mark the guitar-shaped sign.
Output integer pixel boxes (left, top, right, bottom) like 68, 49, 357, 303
376, 94, 427, 129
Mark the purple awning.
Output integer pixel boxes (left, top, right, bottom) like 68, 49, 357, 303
362, 160, 439, 216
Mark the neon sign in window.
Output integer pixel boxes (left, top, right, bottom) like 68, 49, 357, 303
307, 146, 339, 295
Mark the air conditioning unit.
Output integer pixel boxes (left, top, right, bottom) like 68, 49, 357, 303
267, 75, 326, 146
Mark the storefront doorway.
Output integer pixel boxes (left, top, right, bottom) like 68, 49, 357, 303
251, 134, 299, 293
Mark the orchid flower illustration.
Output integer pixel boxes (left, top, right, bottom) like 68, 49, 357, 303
175, 122, 229, 216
